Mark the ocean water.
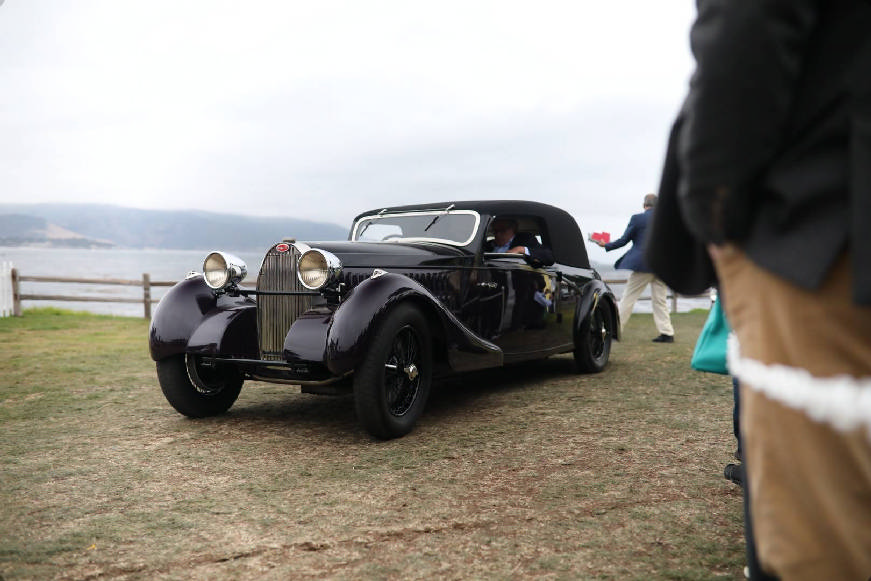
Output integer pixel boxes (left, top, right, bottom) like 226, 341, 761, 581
0, 246, 711, 317
0, 247, 265, 317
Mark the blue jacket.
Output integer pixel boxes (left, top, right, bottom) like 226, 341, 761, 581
605, 209, 652, 272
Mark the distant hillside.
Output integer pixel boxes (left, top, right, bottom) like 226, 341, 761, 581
0, 213, 115, 248
0, 204, 348, 251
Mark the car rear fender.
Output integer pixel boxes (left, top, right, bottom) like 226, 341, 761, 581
324, 272, 503, 377
149, 276, 258, 361
574, 280, 620, 342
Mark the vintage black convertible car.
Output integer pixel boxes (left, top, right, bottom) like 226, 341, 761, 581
149, 200, 619, 439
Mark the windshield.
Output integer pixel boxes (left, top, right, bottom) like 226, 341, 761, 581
351, 210, 480, 246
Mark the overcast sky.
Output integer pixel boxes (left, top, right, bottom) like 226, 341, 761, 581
0, 1, 697, 261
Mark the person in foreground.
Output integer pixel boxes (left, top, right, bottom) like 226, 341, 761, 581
650, 2, 871, 579
591, 193, 674, 342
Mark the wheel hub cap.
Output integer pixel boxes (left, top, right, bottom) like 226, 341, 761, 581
403, 363, 419, 381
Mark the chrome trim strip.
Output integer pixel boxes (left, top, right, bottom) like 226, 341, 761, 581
240, 289, 319, 296
249, 371, 352, 387
350, 209, 481, 246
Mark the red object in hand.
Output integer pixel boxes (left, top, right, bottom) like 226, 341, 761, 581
591, 232, 610, 244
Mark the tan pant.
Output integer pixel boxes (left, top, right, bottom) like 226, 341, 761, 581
714, 246, 871, 581
617, 271, 674, 336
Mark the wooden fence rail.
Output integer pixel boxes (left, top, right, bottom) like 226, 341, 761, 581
6, 270, 260, 319
4, 268, 709, 319
602, 278, 708, 314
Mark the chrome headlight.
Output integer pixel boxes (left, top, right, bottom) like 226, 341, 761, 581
297, 249, 342, 290
203, 251, 247, 290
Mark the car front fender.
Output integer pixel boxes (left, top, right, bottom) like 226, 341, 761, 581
149, 276, 258, 361
322, 272, 503, 377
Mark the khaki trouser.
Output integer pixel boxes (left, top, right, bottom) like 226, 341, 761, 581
714, 246, 871, 581
617, 271, 674, 336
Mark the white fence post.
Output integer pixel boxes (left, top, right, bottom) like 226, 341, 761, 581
0, 261, 12, 318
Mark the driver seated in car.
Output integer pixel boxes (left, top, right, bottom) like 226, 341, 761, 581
484, 218, 554, 267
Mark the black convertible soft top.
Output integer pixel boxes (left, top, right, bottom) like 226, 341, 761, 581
353, 200, 591, 269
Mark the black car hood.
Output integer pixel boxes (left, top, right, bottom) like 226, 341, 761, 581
302, 241, 471, 268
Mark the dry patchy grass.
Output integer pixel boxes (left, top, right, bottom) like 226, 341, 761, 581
0, 308, 744, 580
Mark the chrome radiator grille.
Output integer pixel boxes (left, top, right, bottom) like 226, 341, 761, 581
257, 244, 314, 361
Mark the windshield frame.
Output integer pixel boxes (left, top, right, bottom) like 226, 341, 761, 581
350, 210, 481, 246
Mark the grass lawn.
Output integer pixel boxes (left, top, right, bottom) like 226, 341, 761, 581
0, 308, 745, 580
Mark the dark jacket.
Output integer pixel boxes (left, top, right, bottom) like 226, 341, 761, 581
484, 232, 554, 267
645, 116, 717, 295
605, 209, 653, 272
675, 0, 871, 305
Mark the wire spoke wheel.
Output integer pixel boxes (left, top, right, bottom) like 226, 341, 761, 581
384, 326, 422, 416
156, 354, 243, 417
587, 307, 607, 360
574, 298, 612, 373
355, 304, 433, 439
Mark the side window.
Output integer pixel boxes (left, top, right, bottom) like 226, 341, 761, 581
519, 221, 544, 244
484, 216, 548, 252
534, 225, 552, 253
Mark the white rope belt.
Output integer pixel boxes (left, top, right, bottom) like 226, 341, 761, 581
728, 336, 871, 439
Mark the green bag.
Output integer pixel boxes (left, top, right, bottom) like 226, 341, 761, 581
691, 298, 731, 374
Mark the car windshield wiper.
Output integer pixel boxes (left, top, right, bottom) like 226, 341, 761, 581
423, 204, 455, 232
355, 208, 388, 239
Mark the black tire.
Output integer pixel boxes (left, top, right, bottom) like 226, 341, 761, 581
353, 303, 433, 439
574, 299, 613, 373
156, 354, 243, 417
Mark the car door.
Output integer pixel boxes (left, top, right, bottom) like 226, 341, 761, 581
473, 255, 565, 359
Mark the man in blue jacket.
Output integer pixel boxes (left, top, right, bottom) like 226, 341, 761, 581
593, 193, 674, 342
